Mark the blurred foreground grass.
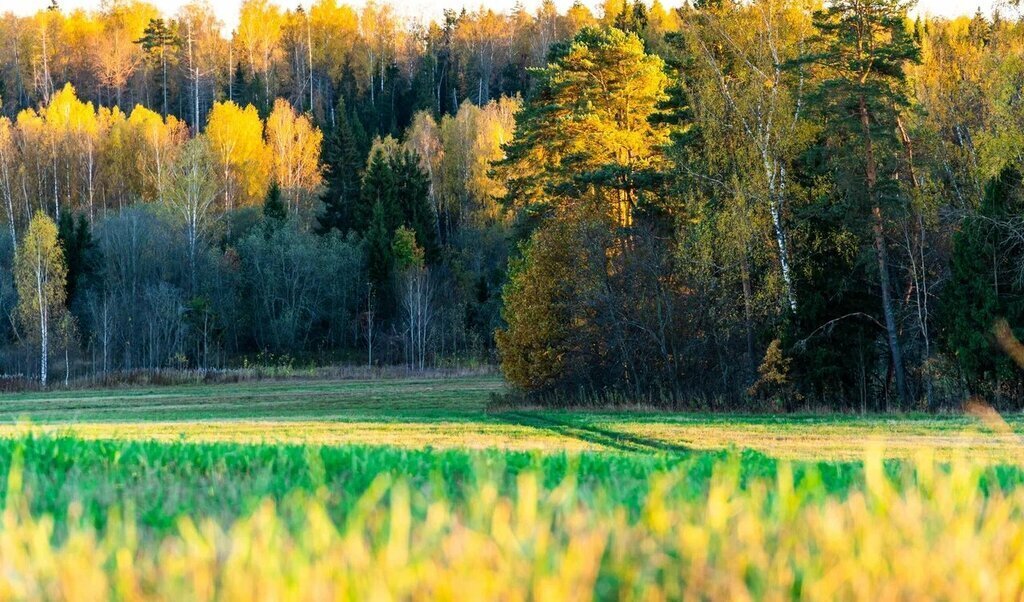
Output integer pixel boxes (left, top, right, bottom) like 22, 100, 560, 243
0, 438, 1022, 600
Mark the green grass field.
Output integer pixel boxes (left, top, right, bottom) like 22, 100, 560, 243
0, 375, 1020, 461
0, 376, 1023, 599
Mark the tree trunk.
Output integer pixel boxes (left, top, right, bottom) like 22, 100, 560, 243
52, 152, 59, 222
40, 317, 47, 388
36, 247, 47, 389
761, 149, 797, 313
741, 251, 756, 380
195, 66, 201, 133
162, 48, 168, 117
860, 94, 909, 408
228, 43, 234, 103
307, 16, 314, 112
0, 149, 15, 249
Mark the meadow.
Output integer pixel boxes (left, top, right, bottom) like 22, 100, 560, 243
0, 376, 1023, 599
0, 376, 1020, 460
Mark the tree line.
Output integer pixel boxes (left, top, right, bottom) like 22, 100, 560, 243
0, 0, 641, 385
1, 0, 1022, 411
497, 0, 1024, 411
0, 84, 517, 383
0, 0, 672, 136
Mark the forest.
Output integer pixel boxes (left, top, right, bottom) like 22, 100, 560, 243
0, 0, 1020, 410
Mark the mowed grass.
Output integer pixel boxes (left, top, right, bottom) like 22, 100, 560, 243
0, 376, 1021, 461
0, 377, 592, 451
0, 378, 1022, 598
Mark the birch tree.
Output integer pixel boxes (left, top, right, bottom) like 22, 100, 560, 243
128, 105, 188, 202
163, 136, 219, 294
205, 100, 269, 211
394, 225, 433, 369
0, 119, 17, 249
14, 211, 67, 388
265, 99, 323, 215
679, 0, 813, 312
236, 0, 284, 111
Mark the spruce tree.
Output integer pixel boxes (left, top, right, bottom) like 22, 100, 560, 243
391, 149, 438, 262
56, 212, 97, 306
940, 166, 1024, 392
364, 199, 395, 315
615, 0, 648, 36
357, 149, 400, 234
263, 181, 287, 227
316, 98, 364, 236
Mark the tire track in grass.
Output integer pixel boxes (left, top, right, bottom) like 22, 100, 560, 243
497, 412, 691, 454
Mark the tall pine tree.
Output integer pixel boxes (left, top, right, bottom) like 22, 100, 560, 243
799, 0, 921, 408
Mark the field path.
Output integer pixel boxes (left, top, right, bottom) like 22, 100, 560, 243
495, 412, 692, 454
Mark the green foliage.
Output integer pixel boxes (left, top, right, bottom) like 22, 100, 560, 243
262, 181, 287, 225
788, 0, 921, 408
497, 220, 605, 393
785, 183, 881, 405
316, 99, 364, 236
797, 0, 921, 227
357, 148, 399, 234
56, 212, 98, 306
134, 18, 179, 115
390, 148, 438, 262
392, 225, 424, 271
614, 0, 648, 36
940, 166, 1024, 392
0, 434, 842, 542
354, 144, 440, 320
365, 199, 394, 298
231, 62, 263, 114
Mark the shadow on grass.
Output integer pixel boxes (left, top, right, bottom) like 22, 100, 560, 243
497, 412, 691, 454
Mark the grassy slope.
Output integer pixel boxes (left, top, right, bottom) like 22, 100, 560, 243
0, 376, 1020, 461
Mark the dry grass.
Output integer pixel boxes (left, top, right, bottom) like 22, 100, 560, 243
0, 420, 598, 451
580, 415, 1024, 462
